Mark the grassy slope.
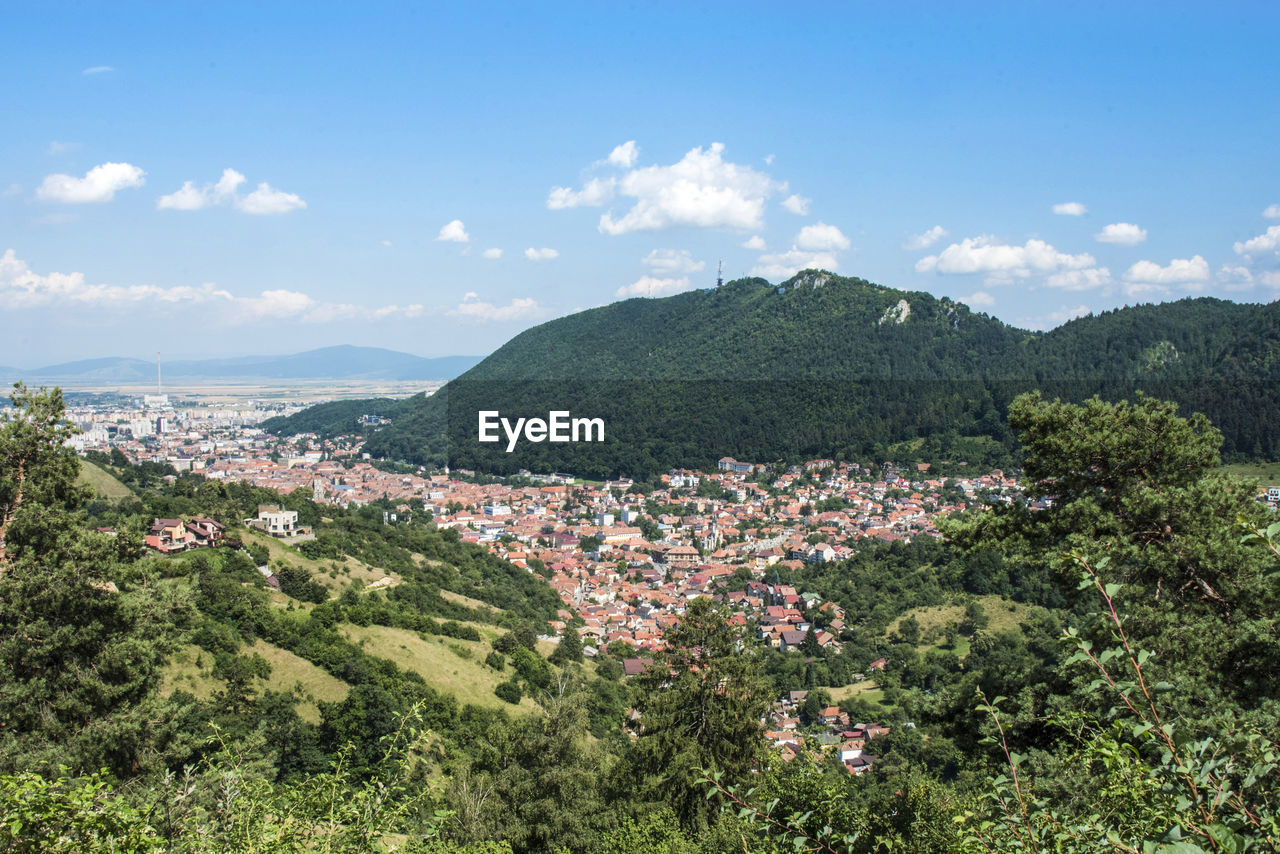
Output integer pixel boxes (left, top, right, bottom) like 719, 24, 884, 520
886, 594, 1033, 648
238, 529, 401, 595
77, 460, 134, 500
1220, 461, 1280, 487
158, 640, 351, 725
341, 623, 540, 714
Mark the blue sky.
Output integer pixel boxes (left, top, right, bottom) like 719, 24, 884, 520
3, 1, 1278, 364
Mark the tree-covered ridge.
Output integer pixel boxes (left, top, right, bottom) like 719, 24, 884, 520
263, 271, 1279, 474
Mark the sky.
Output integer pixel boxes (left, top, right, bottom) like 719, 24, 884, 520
3, 1, 1279, 365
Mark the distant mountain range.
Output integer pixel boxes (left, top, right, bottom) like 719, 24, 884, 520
1, 346, 482, 383
258, 270, 1276, 477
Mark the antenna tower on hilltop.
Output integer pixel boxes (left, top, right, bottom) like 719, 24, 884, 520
716, 259, 724, 288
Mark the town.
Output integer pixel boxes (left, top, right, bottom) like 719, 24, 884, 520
65, 392, 1280, 775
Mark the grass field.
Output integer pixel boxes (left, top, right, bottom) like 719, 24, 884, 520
239, 529, 400, 597
158, 640, 351, 724
829, 680, 887, 709
246, 639, 350, 723
77, 460, 134, 501
341, 623, 540, 713
1220, 461, 1280, 487
887, 594, 1034, 651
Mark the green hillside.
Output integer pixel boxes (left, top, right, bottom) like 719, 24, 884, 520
264, 271, 1280, 477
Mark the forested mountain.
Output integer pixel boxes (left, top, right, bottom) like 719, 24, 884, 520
264, 272, 1280, 476
3, 346, 481, 382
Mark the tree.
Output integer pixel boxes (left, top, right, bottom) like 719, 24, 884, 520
627, 597, 771, 831
0, 385, 182, 777
0, 384, 89, 564
548, 629, 583, 666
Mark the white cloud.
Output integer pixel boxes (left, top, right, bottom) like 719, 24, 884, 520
1217, 265, 1253, 290
36, 162, 145, 203
764, 154, 775, 165
451, 293, 544, 322
236, 182, 306, 215
750, 249, 839, 280
1262, 204, 1280, 219
380, 240, 392, 247
1095, 222, 1147, 245
915, 236, 1095, 280
1045, 267, 1113, 290
1122, 255, 1210, 284
482, 248, 503, 259
607, 141, 639, 168
596, 142, 783, 235
642, 249, 704, 275
0, 248, 418, 322
741, 235, 766, 250
964, 290, 995, 308
903, 226, 948, 250
795, 222, 850, 251
1052, 202, 1087, 216
615, 276, 693, 299
546, 177, 616, 209
1260, 271, 1280, 289
82, 65, 114, 75
157, 168, 246, 211
436, 219, 470, 243
1233, 225, 1280, 256
781, 194, 810, 215
47, 141, 79, 155
524, 247, 559, 261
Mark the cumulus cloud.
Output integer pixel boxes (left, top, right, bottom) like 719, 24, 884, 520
750, 249, 839, 280
1260, 271, 1280, 289
157, 168, 245, 210
915, 236, 1095, 281
795, 222, 850, 251
1123, 283, 1171, 299
964, 290, 995, 308
642, 249, 704, 275
36, 162, 145, 203
436, 219, 470, 243
1234, 225, 1280, 256
1217, 264, 1254, 290
47, 141, 79, 155
607, 141, 639, 168
0, 248, 419, 322
1046, 267, 1113, 290
1052, 202, 1087, 216
615, 276, 694, 299
903, 226, 948, 250
741, 235, 766, 250
155, 169, 303, 214
781, 194, 810, 215
380, 239, 392, 247
1122, 255, 1211, 284
451, 293, 544, 322
1095, 222, 1148, 245
235, 183, 306, 215
1262, 204, 1280, 219
546, 177, 616, 209
595, 142, 783, 235
482, 248, 503, 259
82, 65, 114, 75
524, 247, 558, 261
